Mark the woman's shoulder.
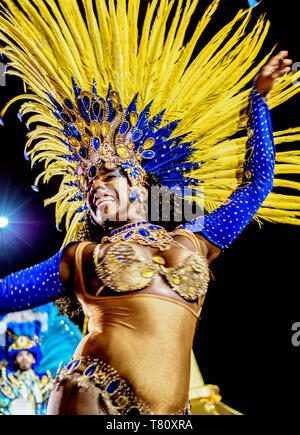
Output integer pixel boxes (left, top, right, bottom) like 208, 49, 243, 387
61, 241, 97, 267
171, 228, 208, 255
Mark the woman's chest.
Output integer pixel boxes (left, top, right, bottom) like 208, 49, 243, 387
82, 242, 209, 311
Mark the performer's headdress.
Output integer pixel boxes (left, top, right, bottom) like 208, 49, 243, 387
3, 321, 43, 370
0, 303, 82, 375
1, 0, 300, 245
46, 79, 198, 195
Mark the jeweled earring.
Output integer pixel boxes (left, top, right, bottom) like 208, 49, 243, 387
129, 189, 138, 203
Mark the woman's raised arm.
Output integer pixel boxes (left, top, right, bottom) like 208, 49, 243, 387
177, 51, 292, 259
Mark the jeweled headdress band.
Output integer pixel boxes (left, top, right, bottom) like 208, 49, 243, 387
47, 78, 201, 197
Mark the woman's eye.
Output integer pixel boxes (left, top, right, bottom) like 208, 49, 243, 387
105, 172, 122, 181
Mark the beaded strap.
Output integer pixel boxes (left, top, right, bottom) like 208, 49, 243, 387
172, 229, 204, 253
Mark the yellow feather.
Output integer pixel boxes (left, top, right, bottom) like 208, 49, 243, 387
1, 0, 300, 242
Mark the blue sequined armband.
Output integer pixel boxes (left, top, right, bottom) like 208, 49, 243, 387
0, 248, 69, 314
177, 85, 275, 249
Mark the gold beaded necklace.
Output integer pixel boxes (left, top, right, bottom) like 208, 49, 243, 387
101, 221, 173, 251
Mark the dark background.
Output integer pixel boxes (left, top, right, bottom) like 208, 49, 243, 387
0, 0, 300, 415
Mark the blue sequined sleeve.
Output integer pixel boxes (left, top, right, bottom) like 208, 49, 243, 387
177, 85, 275, 249
0, 249, 69, 314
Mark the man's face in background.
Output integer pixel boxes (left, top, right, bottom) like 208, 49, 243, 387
15, 351, 35, 371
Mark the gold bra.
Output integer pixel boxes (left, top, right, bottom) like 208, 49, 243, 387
93, 229, 210, 302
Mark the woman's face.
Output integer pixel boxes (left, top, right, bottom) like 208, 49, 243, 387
87, 165, 148, 225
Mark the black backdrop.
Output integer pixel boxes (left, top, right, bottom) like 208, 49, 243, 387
0, 0, 300, 416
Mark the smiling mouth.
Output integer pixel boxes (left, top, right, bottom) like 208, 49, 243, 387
91, 189, 118, 211
95, 195, 116, 207
88, 187, 119, 220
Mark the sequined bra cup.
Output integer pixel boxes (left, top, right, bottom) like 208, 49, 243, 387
93, 232, 210, 301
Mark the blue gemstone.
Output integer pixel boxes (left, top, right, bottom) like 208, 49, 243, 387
93, 102, 100, 116
148, 237, 156, 241
89, 166, 97, 178
107, 380, 120, 394
79, 148, 87, 159
67, 360, 80, 371
131, 130, 143, 142
61, 113, 71, 123
64, 98, 74, 110
66, 362, 74, 371
141, 150, 155, 159
84, 364, 98, 377
138, 228, 150, 237
123, 231, 134, 239
120, 121, 129, 134
148, 225, 161, 230
71, 360, 80, 370
93, 137, 100, 150
129, 189, 138, 202
83, 95, 90, 109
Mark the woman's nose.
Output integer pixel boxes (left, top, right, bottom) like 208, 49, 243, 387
91, 177, 106, 190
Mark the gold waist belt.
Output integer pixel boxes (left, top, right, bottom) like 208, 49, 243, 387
56, 356, 191, 416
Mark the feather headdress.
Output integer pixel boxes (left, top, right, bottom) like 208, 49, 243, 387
1, 0, 300, 246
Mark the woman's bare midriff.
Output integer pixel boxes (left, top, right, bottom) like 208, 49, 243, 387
72, 294, 198, 413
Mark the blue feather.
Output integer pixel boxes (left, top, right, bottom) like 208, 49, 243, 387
153, 120, 182, 139
126, 93, 139, 116
137, 101, 153, 129
148, 109, 166, 130
72, 77, 81, 97
76, 97, 90, 122
93, 78, 98, 94
106, 83, 114, 122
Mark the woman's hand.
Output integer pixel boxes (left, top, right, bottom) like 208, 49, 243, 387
256, 50, 293, 98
